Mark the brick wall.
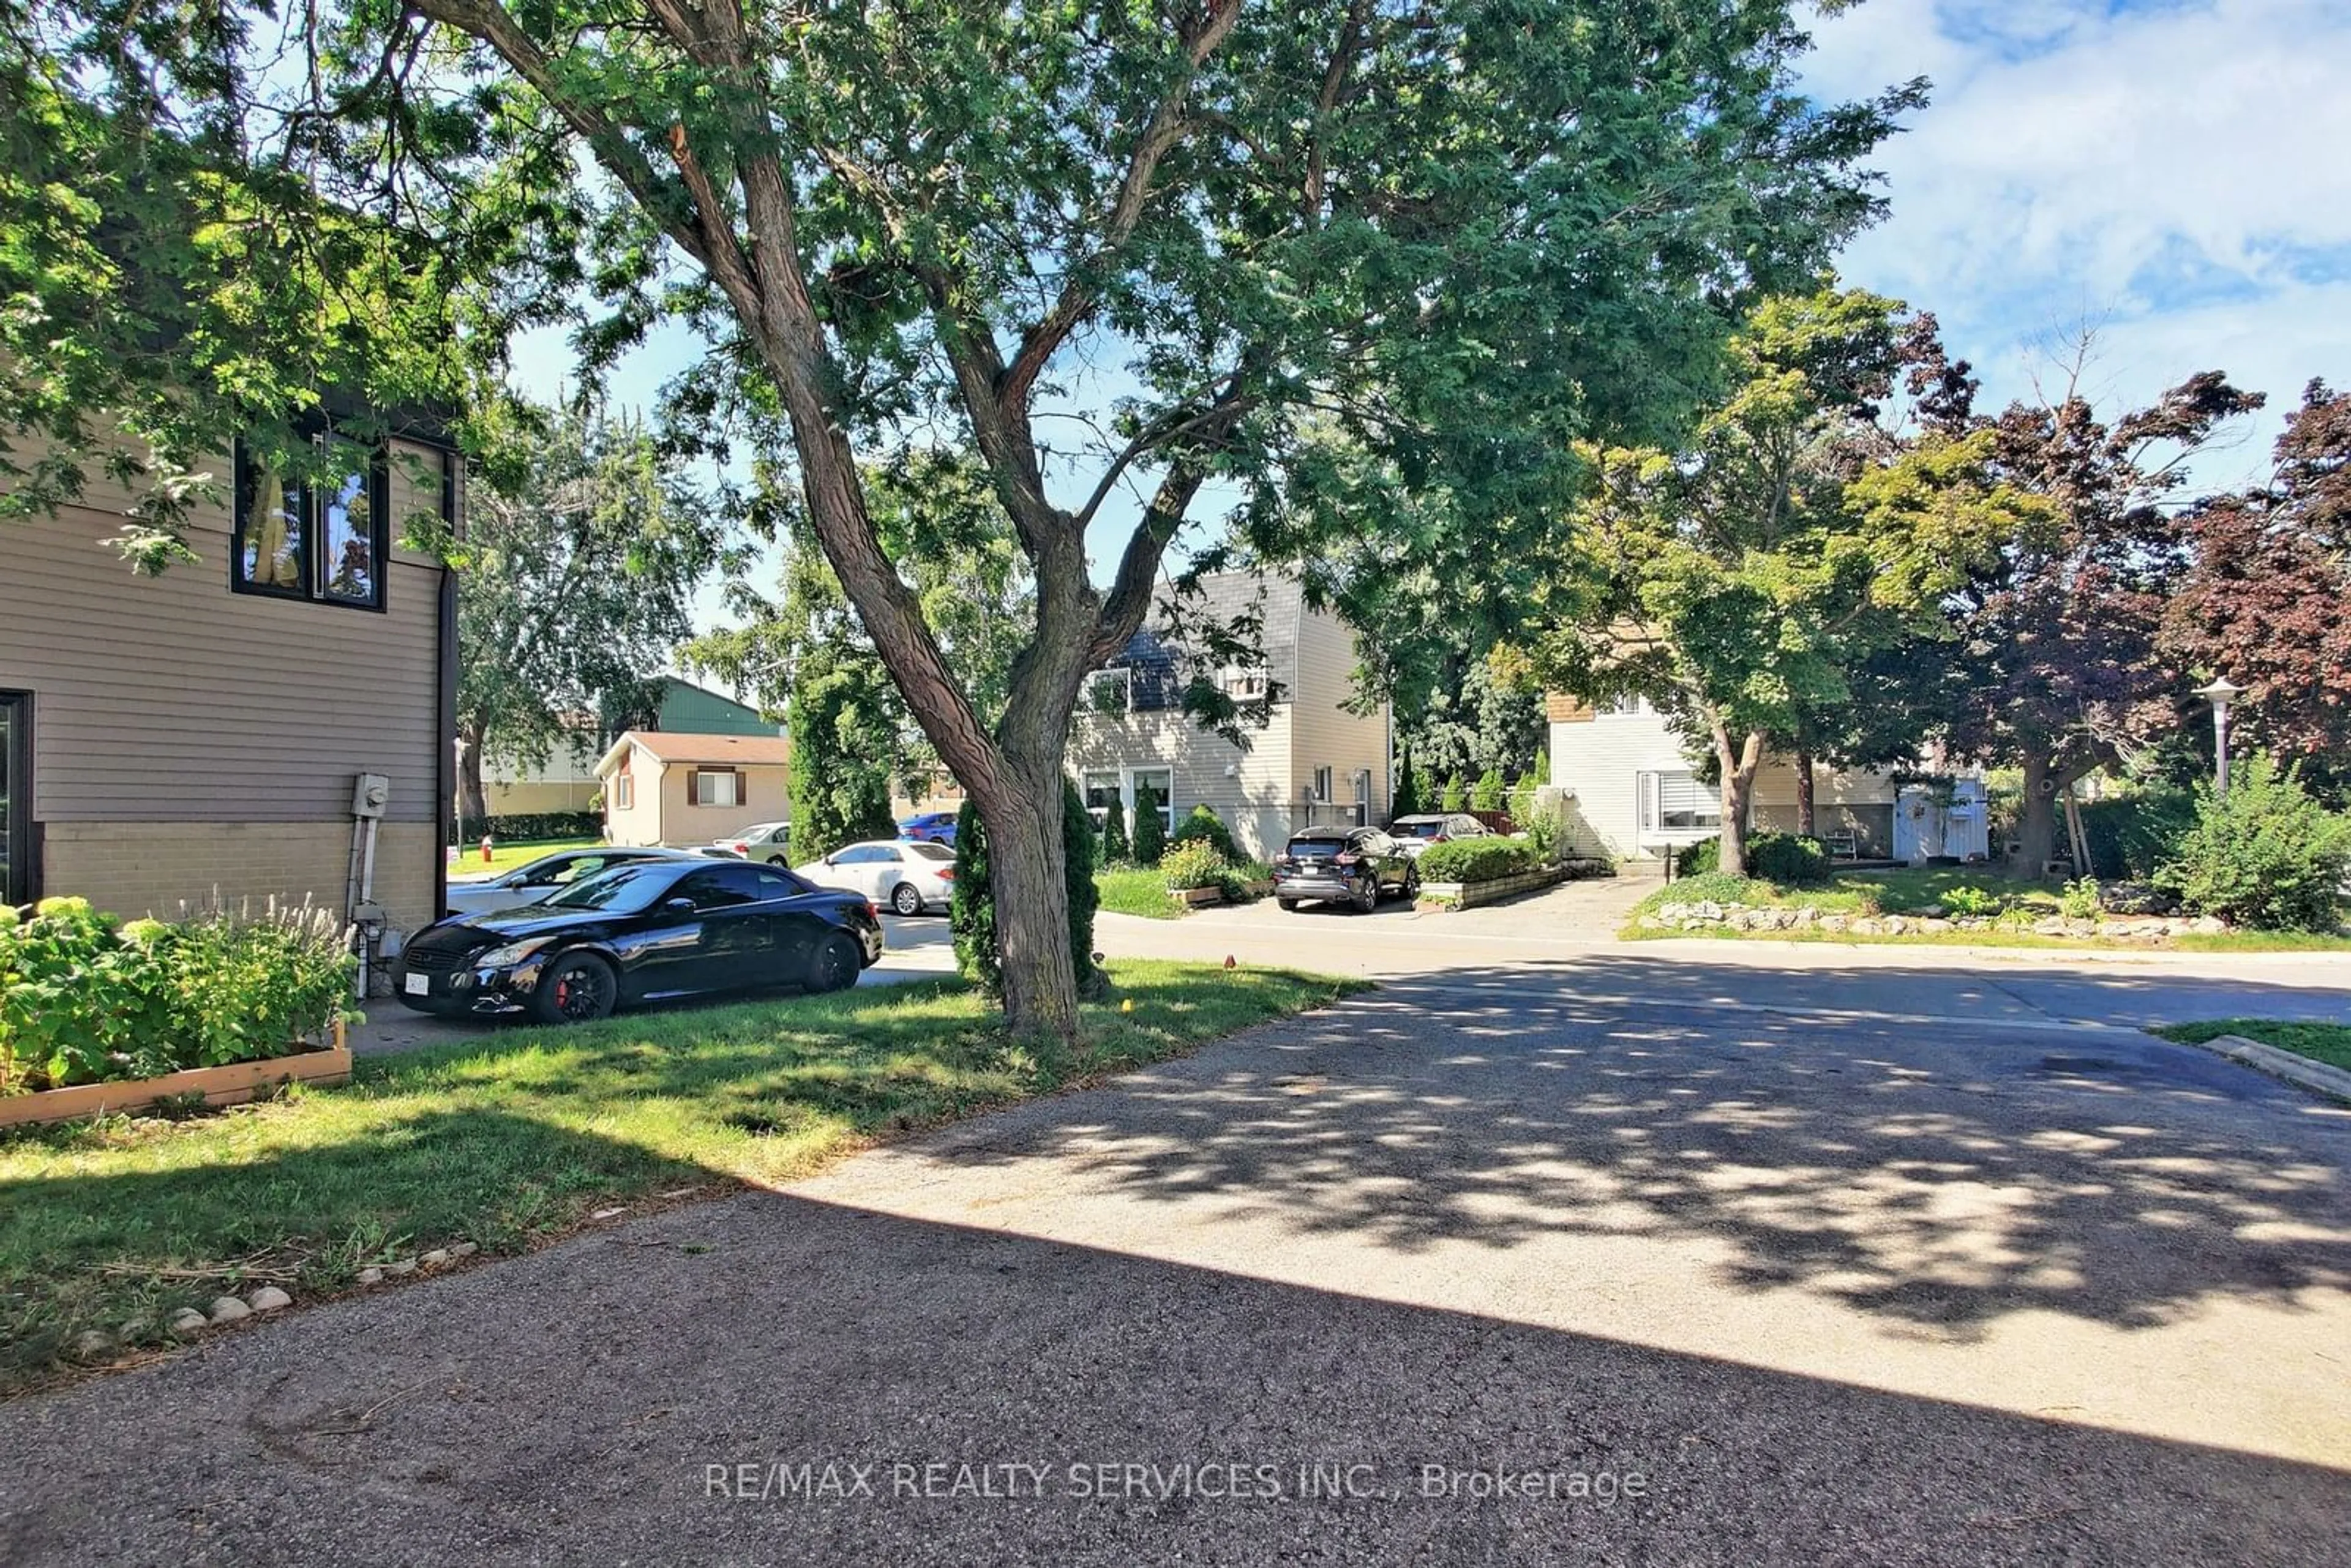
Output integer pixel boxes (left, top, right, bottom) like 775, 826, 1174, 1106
43, 820, 440, 934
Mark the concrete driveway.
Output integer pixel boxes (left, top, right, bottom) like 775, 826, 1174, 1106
4, 940, 2347, 1565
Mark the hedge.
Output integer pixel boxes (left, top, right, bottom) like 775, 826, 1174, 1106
1674, 832, 1828, 886
1415, 838, 1540, 883
1169, 805, 1239, 860
456, 811, 604, 844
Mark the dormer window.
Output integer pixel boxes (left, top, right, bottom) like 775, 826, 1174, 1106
1222, 666, 1268, 699
1084, 668, 1132, 716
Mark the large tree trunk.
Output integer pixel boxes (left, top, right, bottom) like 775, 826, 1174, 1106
1793, 747, 1817, 838
2015, 748, 2061, 876
972, 762, 1081, 1047
1711, 722, 1766, 877
456, 726, 489, 830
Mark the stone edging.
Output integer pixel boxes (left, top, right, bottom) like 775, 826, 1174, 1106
1419, 865, 1567, 910
2181, 1033, 2351, 1105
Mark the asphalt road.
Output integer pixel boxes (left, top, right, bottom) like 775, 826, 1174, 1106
5, 926, 2348, 1565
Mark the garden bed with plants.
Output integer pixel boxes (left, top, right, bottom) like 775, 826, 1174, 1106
1, 898, 358, 1126
1624, 763, 2351, 950
1095, 804, 1272, 915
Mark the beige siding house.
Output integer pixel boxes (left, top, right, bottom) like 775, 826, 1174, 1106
1545, 693, 1902, 860
596, 732, 791, 846
1069, 573, 1389, 861
2, 428, 459, 939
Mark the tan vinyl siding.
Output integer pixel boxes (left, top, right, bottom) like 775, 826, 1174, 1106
1, 487, 443, 823
2, 433, 454, 932
597, 740, 789, 846
1068, 708, 1297, 861
1286, 601, 1387, 826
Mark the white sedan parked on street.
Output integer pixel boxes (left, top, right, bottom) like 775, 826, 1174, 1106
793, 839, 957, 916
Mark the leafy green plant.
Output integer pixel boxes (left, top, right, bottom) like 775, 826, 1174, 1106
2155, 754, 2351, 932
2058, 877, 2103, 920
1098, 791, 1130, 865
1439, 776, 1465, 812
1393, 745, 1423, 819
951, 784, 1104, 997
1667, 871, 1772, 905
1674, 837, 1722, 878
1470, 767, 1506, 812
1940, 885, 2004, 918
0, 898, 354, 1095
1159, 841, 1228, 892
1415, 838, 1538, 883
1169, 805, 1238, 861
1749, 833, 1831, 887
1130, 779, 1168, 866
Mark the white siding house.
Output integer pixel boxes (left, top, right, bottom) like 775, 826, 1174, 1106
1069, 573, 1389, 862
1545, 693, 1905, 860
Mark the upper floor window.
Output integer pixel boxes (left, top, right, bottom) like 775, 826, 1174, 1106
1600, 694, 1651, 717
1221, 666, 1268, 699
1084, 669, 1131, 716
233, 438, 389, 611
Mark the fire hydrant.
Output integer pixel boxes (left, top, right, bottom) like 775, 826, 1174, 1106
480, 834, 493, 864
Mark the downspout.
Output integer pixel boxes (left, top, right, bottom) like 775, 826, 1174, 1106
433, 449, 460, 924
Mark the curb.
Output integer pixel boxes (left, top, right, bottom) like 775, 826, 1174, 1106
2181, 1033, 2351, 1105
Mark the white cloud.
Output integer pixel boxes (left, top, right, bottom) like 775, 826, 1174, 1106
1804, 0, 2351, 446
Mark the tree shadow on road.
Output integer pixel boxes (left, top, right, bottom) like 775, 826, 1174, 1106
939, 958, 2351, 1343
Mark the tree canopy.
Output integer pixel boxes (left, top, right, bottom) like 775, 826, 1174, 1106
1524, 287, 2045, 874
451, 401, 735, 825
4, 0, 1922, 1040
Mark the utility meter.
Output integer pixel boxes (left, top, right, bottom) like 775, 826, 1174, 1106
351, 773, 391, 819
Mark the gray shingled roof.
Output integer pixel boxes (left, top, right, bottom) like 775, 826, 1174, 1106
1104, 571, 1300, 712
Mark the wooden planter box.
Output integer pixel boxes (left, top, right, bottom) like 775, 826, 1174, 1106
0, 1023, 351, 1130
1172, 885, 1224, 907
1417, 865, 1569, 911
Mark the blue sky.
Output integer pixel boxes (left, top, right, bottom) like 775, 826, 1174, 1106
511, 0, 2349, 643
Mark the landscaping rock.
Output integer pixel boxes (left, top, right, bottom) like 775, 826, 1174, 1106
1850, 917, 1881, 936
419, 1248, 451, 1268
208, 1295, 251, 1324
1919, 918, 1952, 933
386, 1259, 418, 1277
70, 1330, 113, 1360
247, 1285, 292, 1312
119, 1319, 152, 1344
2033, 918, 2069, 937
451, 1241, 479, 1259
1820, 915, 1849, 933
165, 1307, 209, 1336
356, 1267, 384, 1286
1880, 916, 1908, 935
2191, 915, 2228, 934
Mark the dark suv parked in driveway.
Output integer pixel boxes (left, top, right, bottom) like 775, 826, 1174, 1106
1272, 827, 1417, 912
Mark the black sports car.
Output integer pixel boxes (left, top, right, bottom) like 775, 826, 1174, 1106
394, 857, 885, 1023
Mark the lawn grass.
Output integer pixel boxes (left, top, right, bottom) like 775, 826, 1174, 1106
2154, 1020, 2351, 1073
1095, 866, 1183, 918
0, 959, 1359, 1392
448, 836, 604, 879
1624, 865, 2351, 951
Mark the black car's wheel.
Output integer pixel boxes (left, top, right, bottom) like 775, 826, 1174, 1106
890, 881, 923, 917
808, 931, 862, 993
531, 953, 617, 1024
1352, 876, 1378, 913
1403, 868, 1421, 900
1277, 896, 1300, 912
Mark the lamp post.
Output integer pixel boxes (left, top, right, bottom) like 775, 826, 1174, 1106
2194, 677, 2244, 803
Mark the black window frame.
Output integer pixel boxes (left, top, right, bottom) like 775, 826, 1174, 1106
231, 435, 392, 613
1, 690, 31, 907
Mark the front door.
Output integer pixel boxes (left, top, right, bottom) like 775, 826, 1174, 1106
0, 692, 28, 907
